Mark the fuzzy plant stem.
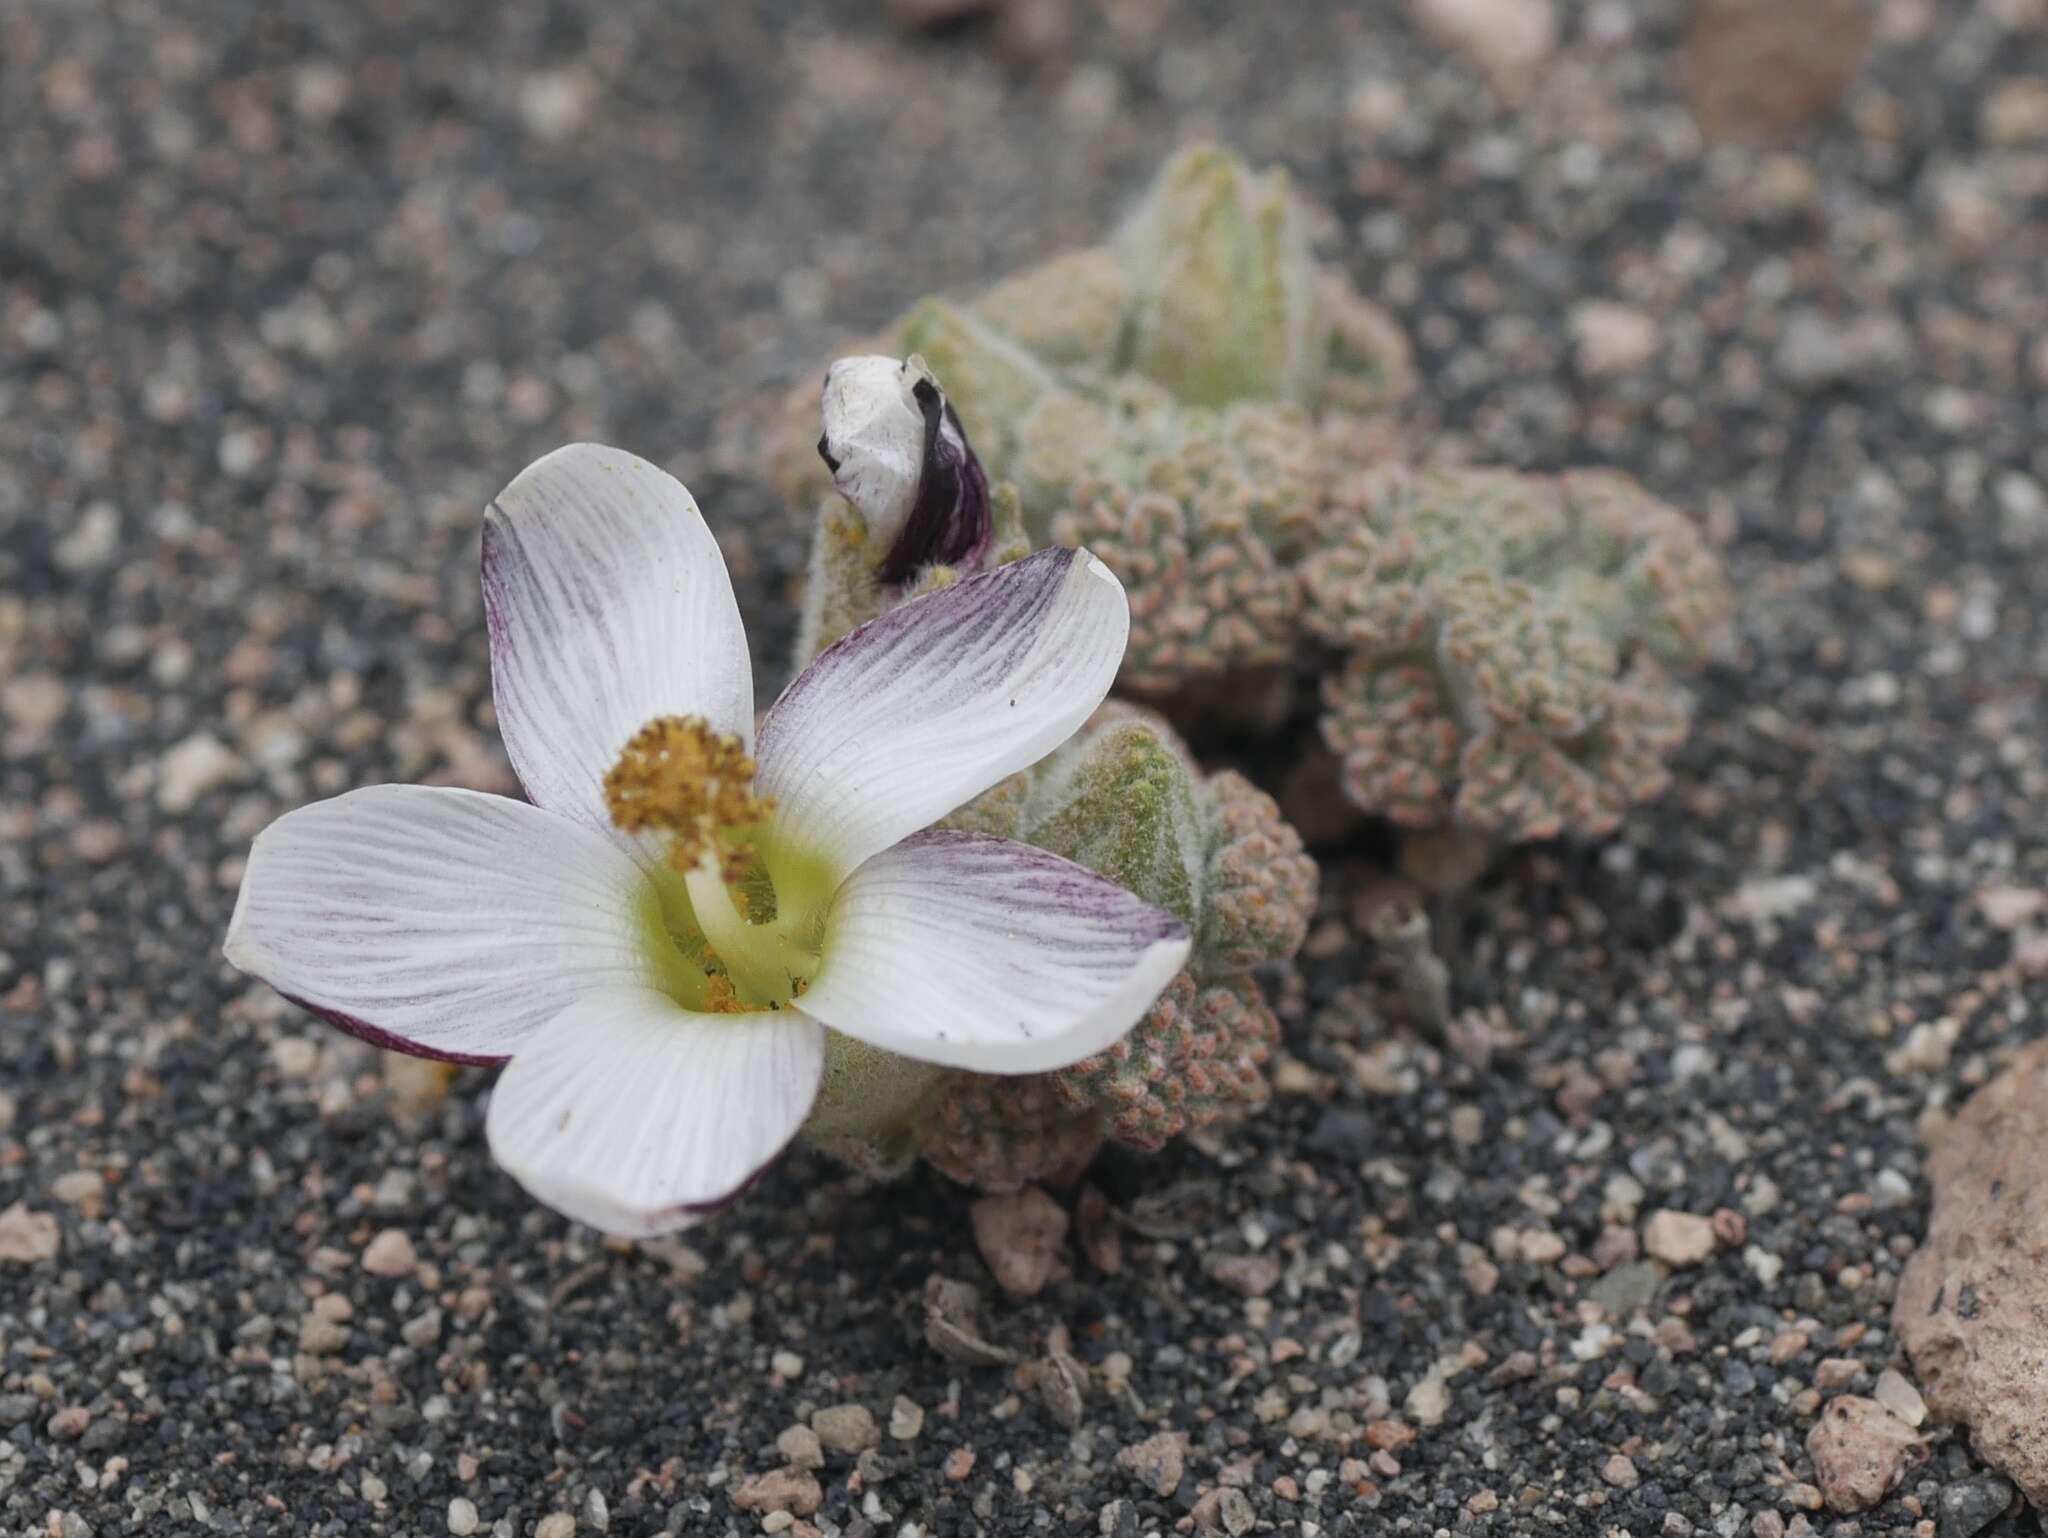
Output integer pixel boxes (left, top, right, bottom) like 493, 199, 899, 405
1364, 894, 1453, 1043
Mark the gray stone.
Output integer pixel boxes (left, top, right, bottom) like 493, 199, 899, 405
1588, 1262, 1663, 1315
1934, 1474, 2016, 1538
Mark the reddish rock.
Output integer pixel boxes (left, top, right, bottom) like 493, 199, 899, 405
969, 1186, 1069, 1298
361, 1228, 417, 1278
1814, 1358, 1862, 1392
1644, 1209, 1716, 1266
1896, 1039, 2048, 1506
731, 1468, 822, 1517
1804, 1396, 1925, 1513
1684, 0, 1869, 141
0, 1203, 60, 1265
1117, 1430, 1188, 1497
1206, 1252, 1281, 1298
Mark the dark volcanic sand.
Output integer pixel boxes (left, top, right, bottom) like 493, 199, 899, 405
5, 1, 2048, 1534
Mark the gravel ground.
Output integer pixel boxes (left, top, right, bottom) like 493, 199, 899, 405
5, 1, 2048, 1535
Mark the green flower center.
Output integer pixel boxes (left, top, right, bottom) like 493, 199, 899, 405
607, 715, 832, 1014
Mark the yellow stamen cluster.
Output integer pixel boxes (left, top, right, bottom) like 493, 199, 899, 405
699, 973, 746, 1014
695, 969, 807, 1015
603, 715, 773, 878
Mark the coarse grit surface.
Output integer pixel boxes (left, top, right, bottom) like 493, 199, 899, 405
3, 1, 2046, 1534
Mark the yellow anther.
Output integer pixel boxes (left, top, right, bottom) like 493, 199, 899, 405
603, 715, 773, 875
699, 972, 748, 1014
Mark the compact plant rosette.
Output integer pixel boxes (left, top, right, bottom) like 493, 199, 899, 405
778, 143, 1732, 894
223, 442, 1200, 1235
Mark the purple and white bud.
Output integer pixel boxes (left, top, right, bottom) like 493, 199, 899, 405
818, 354, 991, 586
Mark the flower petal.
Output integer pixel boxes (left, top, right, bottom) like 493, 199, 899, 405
483, 443, 754, 835
818, 355, 926, 543
224, 785, 655, 1063
818, 355, 992, 583
485, 988, 824, 1236
799, 829, 1191, 1073
756, 546, 1128, 880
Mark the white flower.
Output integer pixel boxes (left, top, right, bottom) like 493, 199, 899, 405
224, 444, 1189, 1236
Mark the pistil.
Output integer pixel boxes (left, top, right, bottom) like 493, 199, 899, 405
683, 858, 797, 1006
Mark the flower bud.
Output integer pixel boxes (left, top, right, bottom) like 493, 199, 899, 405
817, 354, 992, 585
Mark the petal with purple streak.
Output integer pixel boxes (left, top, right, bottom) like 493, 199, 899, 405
754, 546, 1129, 882
224, 785, 656, 1064
876, 377, 991, 585
484, 443, 754, 837
797, 828, 1190, 1073
485, 987, 824, 1236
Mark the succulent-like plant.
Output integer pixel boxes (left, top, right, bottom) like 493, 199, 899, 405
774, 142, 1414, 701
811, 707, 1318, 1189
796, 357, 1318, 1187
782, 141, 1728, 892
1302, 465, 1728, 883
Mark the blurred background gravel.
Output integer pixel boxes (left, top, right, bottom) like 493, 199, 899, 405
3, 1, 2047, 1534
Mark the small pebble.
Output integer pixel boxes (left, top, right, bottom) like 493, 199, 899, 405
889, 1395, 924, 1441
1601, 1453, 1640, 1489
1805, 1396, 1924, 1513
51, 1170, 106, 1209
1206, 1252, 1282, 1297
1405, 1372, 1450, 1426
156, 732, 245, 813
1409, 0, 1557, 100
271, 1037, 319, 1079
447, 1497, 479, 1535
969, 1187, 1069, 1298
731, 1469, 821, 1517
1872, 1367, 1926, 1428
1571, 301, 1658, 376
776, 1425, 824, 1470
1117, 1431, 1186, 1496
0, 1203, 60, 1265
1935, 1473, 2016, 1538
1814, 1358, 1863, 1391
361, 1228, 417, 1278
1644, 1209, 1717, 1266
810, 1402, 878, 1454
